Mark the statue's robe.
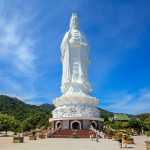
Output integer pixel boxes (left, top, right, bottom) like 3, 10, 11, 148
61, 29, 92, 94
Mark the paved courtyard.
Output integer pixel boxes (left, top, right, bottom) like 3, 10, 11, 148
0, 135, 148, 150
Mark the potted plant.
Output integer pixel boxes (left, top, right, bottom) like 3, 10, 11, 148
39, 132, 45, 139
112, 131, 117, 141
29, 130, 37, 140
39, 126, 46, 139
105, 128, 113, 139
13, 135, 24, 143
12, 123, 24, 143
72, 130, 78, 138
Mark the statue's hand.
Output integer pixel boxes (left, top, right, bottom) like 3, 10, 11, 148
67, 30, 72, 40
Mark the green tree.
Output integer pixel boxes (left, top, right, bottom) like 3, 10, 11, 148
143, 116, 150, 130
137, 113, 150, 121
22, 112, 49, 132
0, 113, 17, 135
128, 118, 141, 128
122, 122, 129, 129
11, 119, 22, 135
100, 113, 109, 121
111, 122, 123, 130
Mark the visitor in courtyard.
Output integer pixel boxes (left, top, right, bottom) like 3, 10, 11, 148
47, 131, 52, 138
89, 131, 94, 140
96, 130, 99, 142
116, 131, 123, 148
123, 134, 128, 148
99, 131, 106, 139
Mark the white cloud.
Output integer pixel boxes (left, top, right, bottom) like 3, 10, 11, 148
14, 39, 36, 75
0, 76, 21, 92
1, 23, 20, 45
0, 18, 37, 76
0, 1, 39, 102
102, 89, 150, 114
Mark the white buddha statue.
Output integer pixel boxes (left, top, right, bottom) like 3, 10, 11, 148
61, 13, 92, 95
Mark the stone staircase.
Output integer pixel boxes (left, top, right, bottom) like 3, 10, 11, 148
52, 130, 94, 138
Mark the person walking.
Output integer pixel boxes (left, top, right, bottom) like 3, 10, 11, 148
96, 130, 99, 142
116, 131, 123, 148
123, 134, 128, 148
89, 131, 94, 140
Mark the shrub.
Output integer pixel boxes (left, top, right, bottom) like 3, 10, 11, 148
146, 131, 150, 137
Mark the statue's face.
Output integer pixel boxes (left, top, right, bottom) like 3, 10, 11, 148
70, 17, 80, 30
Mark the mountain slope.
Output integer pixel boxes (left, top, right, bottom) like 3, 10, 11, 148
38, 103, 55, 113
0, 95, 52, 120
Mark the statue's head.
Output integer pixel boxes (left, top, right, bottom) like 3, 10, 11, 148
70, 13, 80, 30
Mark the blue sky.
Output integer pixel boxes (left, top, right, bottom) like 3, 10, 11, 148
0, 0, 150, 114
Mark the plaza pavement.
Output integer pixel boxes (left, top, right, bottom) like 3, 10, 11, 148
0, 135, 148, 150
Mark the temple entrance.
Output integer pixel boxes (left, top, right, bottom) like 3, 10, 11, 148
91, 121, 97, 129
72, 122, 80, 129
55, 121, 62, 130
71, 121, 81, 130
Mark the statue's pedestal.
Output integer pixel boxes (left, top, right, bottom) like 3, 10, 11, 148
49, 117, 104, 130
49, 93, 104, 130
